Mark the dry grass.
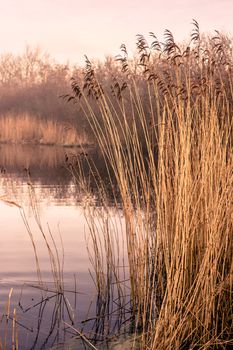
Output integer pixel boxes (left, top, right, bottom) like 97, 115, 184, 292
69, 24, 233, 349
0, 289, 18, 350
0, 113, 89, 146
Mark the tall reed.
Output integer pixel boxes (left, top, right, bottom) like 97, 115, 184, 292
68, 23, 233, 349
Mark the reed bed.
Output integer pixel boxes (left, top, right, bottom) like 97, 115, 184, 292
69, 23, 233, 349
0, 113, 88, 146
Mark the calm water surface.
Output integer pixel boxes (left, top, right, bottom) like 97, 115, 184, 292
0, 145, 127, 349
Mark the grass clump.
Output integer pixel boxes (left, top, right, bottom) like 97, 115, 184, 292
0, 113, 89, 146
68, 21, 233, 349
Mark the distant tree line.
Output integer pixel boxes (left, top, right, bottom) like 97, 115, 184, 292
0, 46, 125, 141
0, 27, 232, 143
0, 47, 75, 120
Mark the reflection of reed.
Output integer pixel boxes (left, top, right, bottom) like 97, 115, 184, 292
2, 285, 76, 350
0, 144, 101, 174
21, 290, 74, 350
0, 281, 132, 350
0, 144, 66, 170
0, 144, 116, 206
0, 271, 131, 344
0, 176, 80, 208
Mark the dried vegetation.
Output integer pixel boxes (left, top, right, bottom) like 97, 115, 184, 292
68, 21, 233, 349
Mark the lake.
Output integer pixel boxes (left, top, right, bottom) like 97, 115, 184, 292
0, 145, 129, 350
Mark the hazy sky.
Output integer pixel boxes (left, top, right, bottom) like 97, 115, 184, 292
0, 0, 232, 64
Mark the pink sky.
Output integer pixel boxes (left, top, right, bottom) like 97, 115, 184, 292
0, 0, 232, 64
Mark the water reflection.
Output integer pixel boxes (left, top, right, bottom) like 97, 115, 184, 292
0, 144, 114, 206
0, 145, 128, 349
